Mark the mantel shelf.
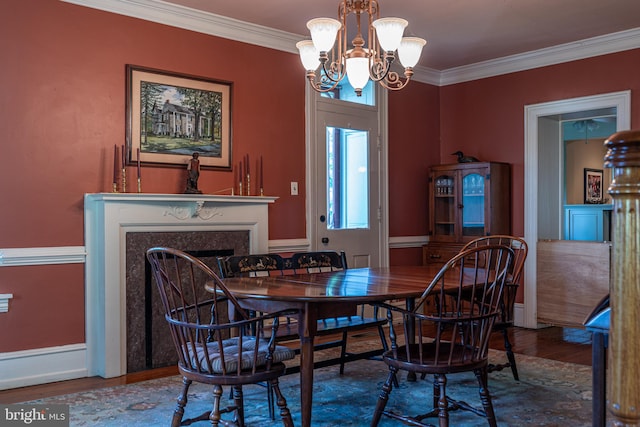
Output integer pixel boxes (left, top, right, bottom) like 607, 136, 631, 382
85, 193, 278, 204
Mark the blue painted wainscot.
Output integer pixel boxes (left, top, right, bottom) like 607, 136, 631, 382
564, 204, 613, 241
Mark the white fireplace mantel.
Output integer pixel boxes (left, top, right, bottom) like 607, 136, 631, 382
84, 193, 276, 378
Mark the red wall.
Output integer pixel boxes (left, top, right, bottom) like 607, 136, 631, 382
388, 83, 441, 266
440, 51, 640, 235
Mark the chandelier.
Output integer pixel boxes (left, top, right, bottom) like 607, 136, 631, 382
296, 0, 426, 96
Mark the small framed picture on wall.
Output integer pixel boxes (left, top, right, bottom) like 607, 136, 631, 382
584, 168, 603, 204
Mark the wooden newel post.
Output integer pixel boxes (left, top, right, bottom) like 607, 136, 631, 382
604, 130, 640, 426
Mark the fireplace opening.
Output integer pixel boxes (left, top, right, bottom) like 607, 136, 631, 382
126, 231, 249, 372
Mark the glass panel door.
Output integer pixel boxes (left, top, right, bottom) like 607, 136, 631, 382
433, 173, 456, 239
462, 172, 485, 237
326, 127, 369, 230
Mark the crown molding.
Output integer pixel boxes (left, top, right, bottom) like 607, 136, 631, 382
63, 0, 640, 87
410, 66, 442, 86
61, 0, 302, 53
439, 27, 640, 86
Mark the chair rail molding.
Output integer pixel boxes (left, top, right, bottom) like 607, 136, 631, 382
0, 246, 86, 266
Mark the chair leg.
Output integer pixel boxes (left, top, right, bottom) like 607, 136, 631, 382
377, 326, 398, 387
171, 377, 191, 427
474, 369, 498, 427
232, 385, 245, 427
371, 368, 396, 427
267, 382, 276, 420
432, 374, 440, 409
269, 378, 294, 427
172, 377, 191, 427
339, 330, 348, 375
210, 384, 223, 426
502, 328, 519, 381
377, 325, 389, 352
435, 374, 449, 427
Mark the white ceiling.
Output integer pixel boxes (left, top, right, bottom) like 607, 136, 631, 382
162, 0, 640, 71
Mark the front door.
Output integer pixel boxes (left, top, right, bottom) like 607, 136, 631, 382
313, 102, 381, 268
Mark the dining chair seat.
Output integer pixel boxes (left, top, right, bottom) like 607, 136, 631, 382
189, 337, 296, 374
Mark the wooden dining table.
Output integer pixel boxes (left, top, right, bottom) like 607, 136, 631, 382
206, 265, 446, 427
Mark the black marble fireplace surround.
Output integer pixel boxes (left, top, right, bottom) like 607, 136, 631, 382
125, 230, 249, 372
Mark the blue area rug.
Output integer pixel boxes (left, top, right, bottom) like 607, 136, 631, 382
24, 348, 593, 426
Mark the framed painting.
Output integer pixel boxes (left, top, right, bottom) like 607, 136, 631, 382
584, 168, 603, 204
126, 65, 232, 169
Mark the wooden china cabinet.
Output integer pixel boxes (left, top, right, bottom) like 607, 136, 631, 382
422, 162, 511, 265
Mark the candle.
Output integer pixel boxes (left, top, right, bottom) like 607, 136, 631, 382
233, 161, 237, 194
113, 145, 118, 184
137, 148, 141, 179
260, 155, 263, 190
246, 154, 250, 175
121, 144, 126, 170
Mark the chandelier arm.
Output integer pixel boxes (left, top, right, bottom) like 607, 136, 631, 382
368, 53, 396, 82
306, 71, 343, 93
377, 69, 414, 91
368, 0, 382, 65
319, 58, 347, 84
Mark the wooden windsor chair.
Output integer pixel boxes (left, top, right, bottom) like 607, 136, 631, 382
370, 244, 514, 427
147, 247, 296, 427
461, 235, 528, 380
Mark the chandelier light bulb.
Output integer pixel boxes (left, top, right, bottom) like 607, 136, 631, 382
346, 56, 370, 93
307, 18, 341, 52
372, 17, 407, 52
296, 40, 320, 70
398, 37, 427, 68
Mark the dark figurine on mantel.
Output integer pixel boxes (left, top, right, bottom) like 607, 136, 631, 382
452, 151, 480, 163
184, 152, 202, 194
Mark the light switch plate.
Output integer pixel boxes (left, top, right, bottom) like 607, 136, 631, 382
291, 182, 298, 196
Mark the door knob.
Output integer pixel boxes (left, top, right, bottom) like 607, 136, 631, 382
321, 237, 329, 244
320, 215, 326, 223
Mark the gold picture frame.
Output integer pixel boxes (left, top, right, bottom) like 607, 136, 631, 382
126, 65, 232, 169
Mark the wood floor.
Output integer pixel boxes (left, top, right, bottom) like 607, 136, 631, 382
0, 326, 593, 404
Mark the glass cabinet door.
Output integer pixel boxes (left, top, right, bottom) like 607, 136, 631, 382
461, 171, 485, 237
432, 173, 456, 239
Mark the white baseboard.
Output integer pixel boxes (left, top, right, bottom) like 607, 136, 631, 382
514, 303, 524, 327
0, 344, 88, 390
388, 236, 429, 249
